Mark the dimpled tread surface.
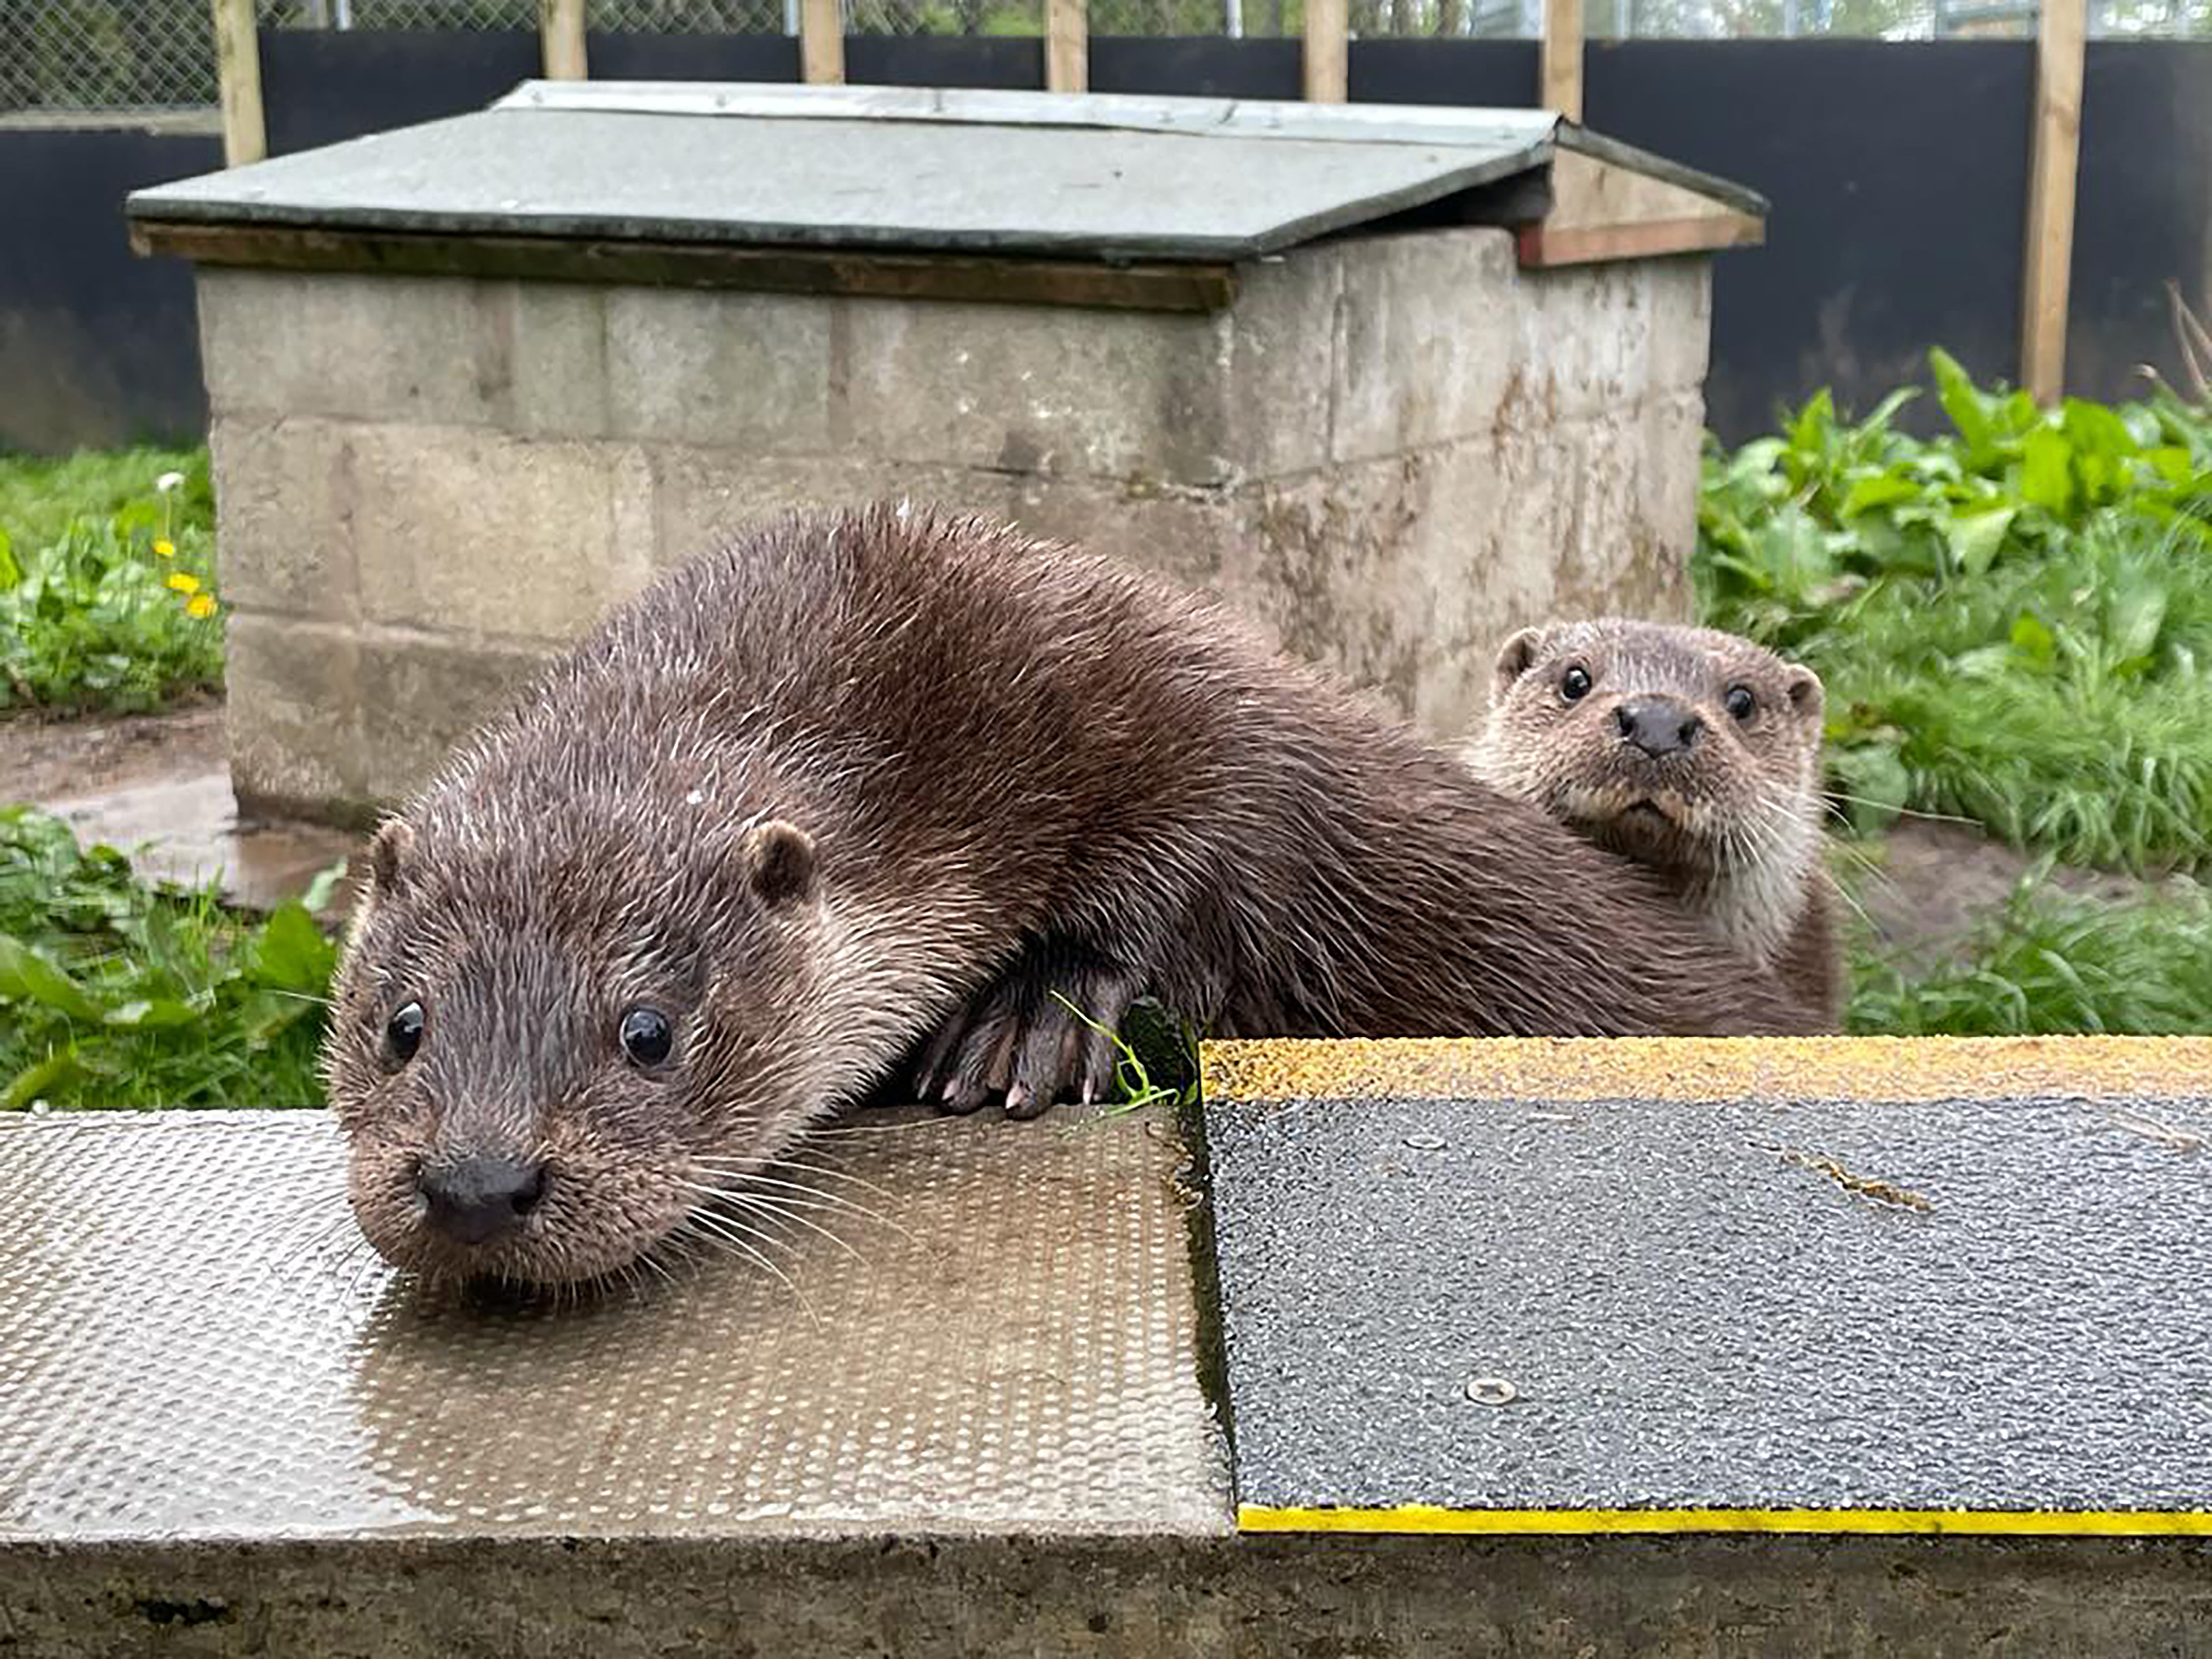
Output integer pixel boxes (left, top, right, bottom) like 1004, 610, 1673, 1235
0, 1109, 1226, 1542
1202, 1061, 2212, 1520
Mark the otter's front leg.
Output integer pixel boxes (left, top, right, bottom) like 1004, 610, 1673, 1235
912, 937, 1147, 1119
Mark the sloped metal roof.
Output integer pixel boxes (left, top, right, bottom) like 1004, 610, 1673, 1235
126, 81, 1761, 266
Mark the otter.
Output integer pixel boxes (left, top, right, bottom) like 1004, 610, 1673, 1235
326, 507, 1824, 1288
1466, 617, 1843, 1025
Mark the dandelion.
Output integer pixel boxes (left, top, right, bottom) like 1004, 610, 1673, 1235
186, 593, 217, 620
166, 571, 200, 596
155, 470, 185, 546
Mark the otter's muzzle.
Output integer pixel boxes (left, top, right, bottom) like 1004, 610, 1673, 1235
1615, 697, 1704, 759
419, 1155, 547, 1246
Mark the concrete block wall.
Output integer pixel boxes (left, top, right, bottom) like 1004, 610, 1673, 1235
198, 229, 1712, 823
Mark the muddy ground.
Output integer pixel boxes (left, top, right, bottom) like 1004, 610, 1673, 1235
1, 698, 225, 804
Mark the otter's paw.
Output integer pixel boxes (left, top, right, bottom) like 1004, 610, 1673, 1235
915, 945, 1144, 1120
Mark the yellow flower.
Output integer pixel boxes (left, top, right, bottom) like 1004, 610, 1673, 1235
165, 571, 200, 595
153, 539, 176, 558
186, 593, 217, 620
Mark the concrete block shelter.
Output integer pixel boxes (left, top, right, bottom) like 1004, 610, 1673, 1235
127, 84, 1766, 825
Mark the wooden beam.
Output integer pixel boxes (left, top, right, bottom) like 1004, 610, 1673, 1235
1046, 0, 1088, 91
1517, 213, 1763, 268
1515, 148, 1765, 266
2020, 0, 2085, 404
209, 0, 266, 168
127, 219, 1239, 314
802, 0, 845, 84
1541, 0, 1583, 122
539, 0, 589, 81
1304, 0, 1348, 104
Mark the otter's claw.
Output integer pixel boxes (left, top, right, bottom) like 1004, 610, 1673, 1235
915, 940, 1141, 1119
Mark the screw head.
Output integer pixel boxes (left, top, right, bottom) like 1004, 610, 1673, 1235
1463, 1376, 1518, 1407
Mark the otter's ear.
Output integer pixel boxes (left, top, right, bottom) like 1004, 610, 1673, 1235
367, 819, 414, 898
1784, 664, 1826, 725
1491, 627, 1548, 705
743, 819, 817, 909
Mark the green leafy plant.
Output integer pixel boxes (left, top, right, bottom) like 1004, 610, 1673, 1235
0, 807, 337, 1110
1847, 868, 2212, 1036
1698, 353, 2212, 869
0, 446, 223, 713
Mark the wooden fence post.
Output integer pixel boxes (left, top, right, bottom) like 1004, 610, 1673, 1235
1304, 0, 1348, 102
1046, 0, 1088, 92
539, 0, 589, 80
802, 0, 846, 83
1541, 0, 1583, 120
211, 0, 267, 167
2020, 0, 2087, 403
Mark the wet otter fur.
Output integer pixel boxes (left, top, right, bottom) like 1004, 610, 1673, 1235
327, 507, 1825, 1288
1467, 617, 1843, 1026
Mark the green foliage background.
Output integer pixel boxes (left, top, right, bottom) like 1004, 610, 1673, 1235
1697, 350, 2212, 871
0, 808, 335, 1109
0, 447, 223, 715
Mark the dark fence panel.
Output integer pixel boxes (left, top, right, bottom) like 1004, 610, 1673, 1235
261, 29, 539, 154
1583, 40, 2036, 439
0, 123, 220, 454
2068, 40, 2212, 405
587, 32, 800, 80
1349, 38, 1536, 106
1088, 38, 1302, 98
843, 35, 1041, 88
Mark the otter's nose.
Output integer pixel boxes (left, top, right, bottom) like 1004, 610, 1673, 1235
1615, 697, 1704, 758
419, 1156, 545, 1245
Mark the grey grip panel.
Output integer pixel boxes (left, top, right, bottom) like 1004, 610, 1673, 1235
1201, 1092, 2212, 1523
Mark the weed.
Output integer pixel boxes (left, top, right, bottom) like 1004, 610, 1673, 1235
0, 446, 222, 713
0, 807, 337, 1109
1048, 991, 1197, 1117
1699, 352, 2212, 869
1847, 868, 2212, 1036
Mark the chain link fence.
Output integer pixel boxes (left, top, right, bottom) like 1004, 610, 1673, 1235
842, 0, 1045, 34
5, 0, 2204, 112
1350, 0, 2212, 33
2, 0, 220, 110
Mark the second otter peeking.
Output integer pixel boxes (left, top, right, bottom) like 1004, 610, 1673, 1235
1466, 617, 1844, 1028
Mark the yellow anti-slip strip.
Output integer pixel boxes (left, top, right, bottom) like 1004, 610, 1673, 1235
1239, 1505, 2212, 1537
1200, 1034, 2212, 1108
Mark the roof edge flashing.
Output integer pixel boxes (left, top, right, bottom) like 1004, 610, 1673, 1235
492, 79, 1565, 152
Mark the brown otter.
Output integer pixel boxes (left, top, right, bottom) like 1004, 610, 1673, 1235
326, 507, 1824, 1289
1466, 618, 1843, 1026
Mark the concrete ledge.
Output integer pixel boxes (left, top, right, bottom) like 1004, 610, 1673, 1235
8, 1535, 2209, 1657
13, 1041, 2196, 1653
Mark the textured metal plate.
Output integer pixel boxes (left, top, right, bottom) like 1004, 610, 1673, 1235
123, 102, 1542, 263
0, 1109, 1226, 1543
1200, 1037, 2212, 1529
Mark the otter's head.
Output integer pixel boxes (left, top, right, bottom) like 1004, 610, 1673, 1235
1468, 618, 1826, 890
323, 795, 825, 1289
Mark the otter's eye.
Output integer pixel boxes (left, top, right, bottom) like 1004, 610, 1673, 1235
1560, 665, 1593, 703
385, 1001, 424, 1066
1725, 684, 1757, 722
619, 1006, 674, 1068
